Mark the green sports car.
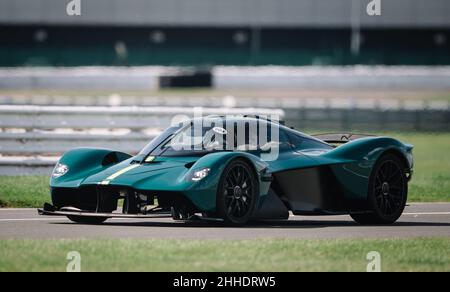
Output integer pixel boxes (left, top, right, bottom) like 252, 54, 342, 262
39, 115, 413, 225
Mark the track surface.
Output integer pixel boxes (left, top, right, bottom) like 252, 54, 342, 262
0, 203, 449, 240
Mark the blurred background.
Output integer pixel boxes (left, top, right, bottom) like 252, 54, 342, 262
0, 0, 449, 189
1, 0, 450, 66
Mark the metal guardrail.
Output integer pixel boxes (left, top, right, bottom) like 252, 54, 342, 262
0, 105, 285, 175
0, 105, 284, 131
2, 66, 450, 90
0, 156, 57, 176
0, 132, 155, 156
285, 107, 450, 132
1, 102, 450, 175
1, 94, 449, 111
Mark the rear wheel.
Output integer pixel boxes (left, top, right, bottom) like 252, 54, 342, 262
67, 216, 108, 224
216, 159, 258, 225
351, 154, 408, 225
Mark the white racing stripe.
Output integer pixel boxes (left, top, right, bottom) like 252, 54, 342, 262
100, 164, 140, 185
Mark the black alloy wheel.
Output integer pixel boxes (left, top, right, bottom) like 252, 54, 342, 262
217, 159, 258, 225
351, 153, 408, 225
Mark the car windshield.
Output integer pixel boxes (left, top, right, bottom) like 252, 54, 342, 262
161, 122, 233, 155
140, 119, 288, 157
138, 124, 182, 156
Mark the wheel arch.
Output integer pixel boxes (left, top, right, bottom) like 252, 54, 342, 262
376, 148, 413, 182
213, 153, 275, 220
352, 148, 409, 224
229, 156, 259, 177
379, 149, 409, 169
194, 151, 269, 182
218, 156, 262, 200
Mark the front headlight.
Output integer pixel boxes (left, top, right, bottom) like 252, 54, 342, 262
191, 168, 211, 181
52, 163, 69, 178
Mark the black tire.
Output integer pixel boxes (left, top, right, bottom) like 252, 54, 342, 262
216, 159, 258, 225
67, 216, 108, 224
351, 153, 408, 225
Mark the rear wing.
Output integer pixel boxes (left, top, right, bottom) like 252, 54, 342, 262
312, 133, 376, 145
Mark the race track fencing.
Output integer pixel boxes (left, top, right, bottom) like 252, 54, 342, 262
1, 101, 449, 175
2, 66, 450, 90
0, 105, 284, 175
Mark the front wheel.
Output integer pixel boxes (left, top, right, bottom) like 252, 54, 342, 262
216, 159, 258, 225
67, 216, 108, 224
351, 154, 408, 225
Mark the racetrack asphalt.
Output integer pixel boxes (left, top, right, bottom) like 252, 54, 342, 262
0, 203, 449, 240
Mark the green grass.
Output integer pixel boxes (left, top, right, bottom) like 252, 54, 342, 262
0, 176, 49, 208
388, 132, 450, 202
0, 132, 449, 208
427, 93, 450, 102
0, 238, 448, 272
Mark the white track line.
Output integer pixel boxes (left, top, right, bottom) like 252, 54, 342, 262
288, 212, 450, 218
0, 208, 40, 211
408, 202, 450, 205
403, 212, 450, 216
0, 218, 65, 222
0, 212, 448, 222
0, 217, 140, 222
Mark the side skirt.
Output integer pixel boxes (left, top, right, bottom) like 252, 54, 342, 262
272, 166, 356, 215
251, 188, 290, 220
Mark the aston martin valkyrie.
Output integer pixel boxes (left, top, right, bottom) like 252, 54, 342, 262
39, 116, 413, 225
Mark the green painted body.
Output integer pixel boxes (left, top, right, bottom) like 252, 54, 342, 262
50, 127, 413, 215
52, 149, 271, 212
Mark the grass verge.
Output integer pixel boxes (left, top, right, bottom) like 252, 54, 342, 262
389, 132, 450, 202
0, 176, 49, 208
0, 132, 449, 208
0, 238, 448, 272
